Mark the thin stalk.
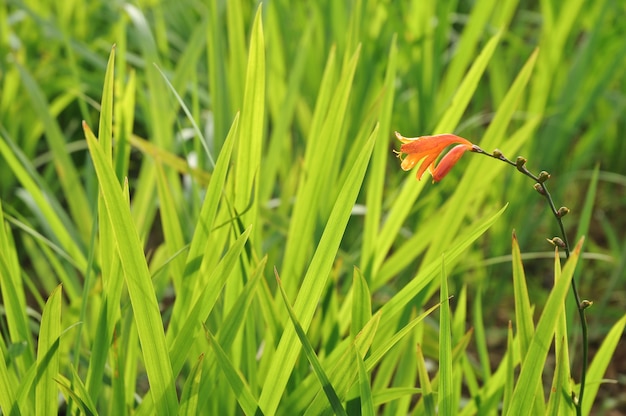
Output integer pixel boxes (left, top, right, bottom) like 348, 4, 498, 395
472, 145, 588, 415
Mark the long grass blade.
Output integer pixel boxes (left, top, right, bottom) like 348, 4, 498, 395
258, 124, 376, 414
304, 311, 381, 415
502, 321, 514, 414
511, 231, 535, 359
206, 330, 262, 416
83, 122, 178, 415
356, 347, 375, 416
0, 200, 36, 370
168, 226, 251, 375
179, 354, 205, 416
507, 238, 585, 415
15, 64, 92, 239
416, 343, 436, 416
0, 136, 87, 271
35, 285, 62, 416
56, 369, 97, 416
0, 344, 19, 415
234, 5, 265, 222
351, 267, 372, 338
167, 113, 239, 339
275, 268, 347, 416
83, 44, 117, 406
376, 204, 507, 329
360, 35, 397, 276
581, 313, 626, 415
438, 257, 453, 416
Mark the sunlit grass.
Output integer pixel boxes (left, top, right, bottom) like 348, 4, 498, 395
1, 0, 625, 414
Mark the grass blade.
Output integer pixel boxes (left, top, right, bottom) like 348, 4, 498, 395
280, 45, 360, 297
56, 369, 97, 416
83, 44, 117, 405
360, 35, 397, 275
15, 64, 91, 239
154, 162, 186, 289
376, 204, 507, 328
437, 0, 498, 109
434, 32, 501, 133
206, 330, 262, 416
351, 267, 372, 338
83, 122, 178, 415
511, 231, 535, 359
0, 136, 87, 271
304, 311, 381, 415
275, 268, 347, 416
258, 124, 376, 414
0, 344, 19, 415
35, 285, 62, 416
547, 246, 574, 414
234, 5, 265, 223
502, 321, 514, 414
438, 257, 453, 416
507, 238, 585, 415
167, 113, 239, 339
0, 200, 36, 370
416, 343, 436, 416
371, 388, 422, 408
179, 354, 205, 416
365, 302, 441, 371
168, 226, 251, 376
581, 313, 626, 415
356, 348, 375, 416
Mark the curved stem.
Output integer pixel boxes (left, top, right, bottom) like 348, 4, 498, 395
472, 146, 588, 415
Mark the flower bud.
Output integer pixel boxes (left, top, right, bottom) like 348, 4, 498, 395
546, 237, 566, 248
492, 149, 503, 158
580, 300, 593, 310
557, 206, 570, 217
533, 183, 546, 195
516, 156, 527, 172
538, 171, 551, 183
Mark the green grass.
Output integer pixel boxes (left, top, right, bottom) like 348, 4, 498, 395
1, 0, 625, 414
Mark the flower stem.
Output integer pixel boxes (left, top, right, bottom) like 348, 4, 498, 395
472, 145, 588, 415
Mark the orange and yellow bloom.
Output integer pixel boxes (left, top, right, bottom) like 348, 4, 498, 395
394, 132, 475, 182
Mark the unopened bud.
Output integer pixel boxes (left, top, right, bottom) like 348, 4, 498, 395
516, 156, 527, 172
493, 149, 503, 158
557, 206, 570, 217
547, 237, 566, 248
580, 300, 593, 310
538, 171, 550, 183
533, 183, 546, 195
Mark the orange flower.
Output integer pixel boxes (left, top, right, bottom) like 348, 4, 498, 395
394, 132, 475, 182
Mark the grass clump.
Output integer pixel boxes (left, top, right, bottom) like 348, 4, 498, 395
1, 0, 625, 414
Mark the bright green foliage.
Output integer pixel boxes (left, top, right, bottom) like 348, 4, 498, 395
35, 285, 62, 416
0, 0, 624, 415
438, 258, 454, 416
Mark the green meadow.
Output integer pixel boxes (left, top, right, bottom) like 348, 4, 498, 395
1, 0, 625, 414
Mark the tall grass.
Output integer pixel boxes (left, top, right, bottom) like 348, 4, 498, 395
1, 0, 625, 414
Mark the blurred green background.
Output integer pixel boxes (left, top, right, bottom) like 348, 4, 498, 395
1, 0, 625, 413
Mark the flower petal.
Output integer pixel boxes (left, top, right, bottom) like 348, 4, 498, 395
399, 134, 472, 155
416, 152, 439, 180
431, 144, 472, 182
395, 132, 476, 182
395, 131, 419, 144
400, 153, 422, 170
